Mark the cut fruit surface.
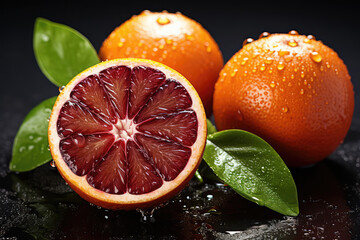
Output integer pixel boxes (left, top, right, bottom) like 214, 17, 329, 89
48, 58, 206, 210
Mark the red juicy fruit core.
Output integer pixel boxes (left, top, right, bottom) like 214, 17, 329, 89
57, 65, 198, 195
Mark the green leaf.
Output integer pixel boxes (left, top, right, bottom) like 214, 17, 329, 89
203, 130, 299, 216
33, 17, 100, 87
207, 119, 217, 135
10, 96, 57, 172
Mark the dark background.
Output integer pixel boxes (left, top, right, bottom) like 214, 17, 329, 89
0, 0, 359, 125
0, 1, 359, 239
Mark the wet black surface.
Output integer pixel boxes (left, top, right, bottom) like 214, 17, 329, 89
1, 1, 359, 239
0, 120, 359, 239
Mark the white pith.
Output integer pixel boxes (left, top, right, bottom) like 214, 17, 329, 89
48, 58, 206, 206
111, 118, 138, 141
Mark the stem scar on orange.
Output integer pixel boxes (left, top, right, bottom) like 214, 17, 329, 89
99, 10, 224, 115
213, 31, 354, 167
48, 58, 207, 210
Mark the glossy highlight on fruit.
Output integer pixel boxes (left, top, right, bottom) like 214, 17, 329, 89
213, 32, 354, 167
99, 10, 224, 115
48, 58, 207, 210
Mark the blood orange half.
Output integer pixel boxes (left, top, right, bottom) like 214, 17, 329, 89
48, 58, 206, 210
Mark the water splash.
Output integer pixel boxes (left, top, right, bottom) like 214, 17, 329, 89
137, 208, 156, 223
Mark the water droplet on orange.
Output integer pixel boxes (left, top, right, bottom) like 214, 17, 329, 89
284, 55, 293, 62
290, 74, 295, 79
117, 42, 124, 48
335, 69, 339, 75
252, 66, 257, 73
308, 83, 312, 89
326, 62, 331, 68
240, 57, 249, 66
268, 67, 273, 74
157, 16, 170, 25
277, 61, 285, 70
253, 52, 260, 58
278, 50, 290, 57
282, 76, 286, 82
159, 44, 165, 49
260, 64, 266, 71
300, 89, 304, 95
288, 39, 298, 47
186, 34, 194, 41
303, 38, 310, 43
230, 69, 238, 77
265, 57, 273, 64
288, 30, 299, 35
310, 51, 322, 63
281, 105, 289, 113
165, 38, 172, 44
301, 71, 305, 78
270, 82, 276, 88
307, 35, 316, 40
303, 79, 307, 85
142, 10, 151, 15
259, 32, 270, 38
243, 38, 254, 47
320, 66, 324, 72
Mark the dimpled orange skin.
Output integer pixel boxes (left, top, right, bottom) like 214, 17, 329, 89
99, 10, 224, 115
213, 33, 354, 167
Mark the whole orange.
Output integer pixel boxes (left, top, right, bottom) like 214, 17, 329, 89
213, 32, 354, 167
99, 10, 224, 115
